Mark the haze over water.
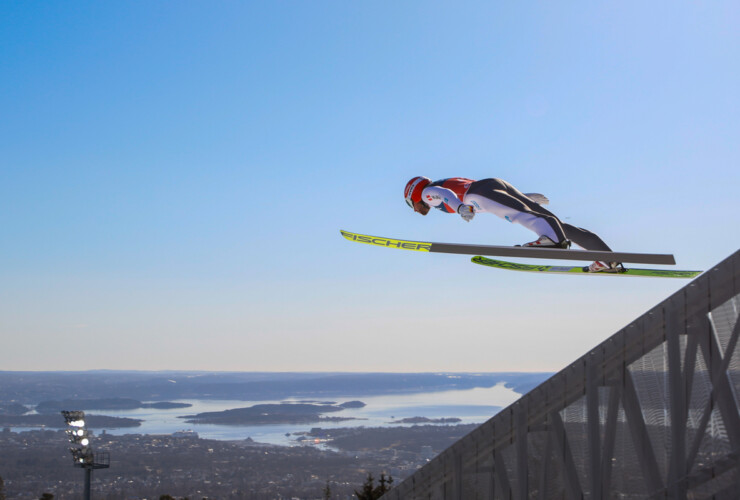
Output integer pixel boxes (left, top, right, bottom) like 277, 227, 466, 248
79, 383, 522, 446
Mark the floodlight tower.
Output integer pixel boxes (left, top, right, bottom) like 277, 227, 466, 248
61, 410, 110, 500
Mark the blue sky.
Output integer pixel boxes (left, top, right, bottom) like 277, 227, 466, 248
2, 1, 738, 372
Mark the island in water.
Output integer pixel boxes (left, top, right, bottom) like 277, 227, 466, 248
388, 417, 462, 424
0, 414, 141, 429
34, 398, 191, 414
180, 401, 366, 425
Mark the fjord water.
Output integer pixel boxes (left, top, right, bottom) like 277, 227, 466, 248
87, 383, 522, 445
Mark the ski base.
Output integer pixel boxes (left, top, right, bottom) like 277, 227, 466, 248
340, 230, 676, 265
471, 256, 701, 279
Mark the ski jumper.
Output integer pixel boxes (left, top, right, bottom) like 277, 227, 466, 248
421, 178, 612, 252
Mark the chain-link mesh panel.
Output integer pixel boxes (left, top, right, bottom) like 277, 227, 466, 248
461, 443, 491, 500
559, 395, 590, 496
689, 440, 740, 499
689, 405, 732, 481
541, 428, 567, 499
479, 454, 495, 500
525, 430, 548, 499
710, 297, 739, 357
628, 343, 671, 485
687, 335, 712, 455
609, 403, 649, 499
710, 296, 740, 416
498, 442, 518, 499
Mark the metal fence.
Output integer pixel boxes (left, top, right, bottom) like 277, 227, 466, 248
382, 250, 739, 500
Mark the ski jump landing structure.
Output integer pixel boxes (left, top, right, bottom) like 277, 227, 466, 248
381, 250, 740, 500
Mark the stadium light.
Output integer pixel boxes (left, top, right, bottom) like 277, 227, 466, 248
61, 410, 110, 500
66, 427, 91, 445
62, 410, 86, 427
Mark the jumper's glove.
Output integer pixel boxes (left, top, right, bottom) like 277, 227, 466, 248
458, 204, 475, 222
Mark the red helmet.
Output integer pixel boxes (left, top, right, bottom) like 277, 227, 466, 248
404, 176, 431, 208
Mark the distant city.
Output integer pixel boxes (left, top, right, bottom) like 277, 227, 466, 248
0, 370, 550, 498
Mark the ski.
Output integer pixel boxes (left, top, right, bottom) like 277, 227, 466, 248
340, 230, 677, 265
471, 256, 701, 279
